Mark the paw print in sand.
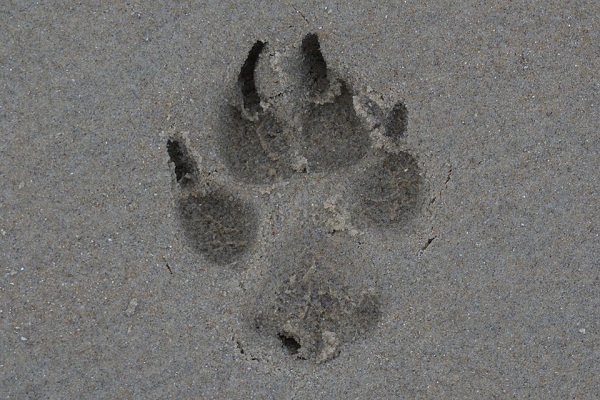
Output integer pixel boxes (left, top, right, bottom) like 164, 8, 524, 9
167, 34, 424, 362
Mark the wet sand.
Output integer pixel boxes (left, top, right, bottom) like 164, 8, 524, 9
1, 2, 598, 398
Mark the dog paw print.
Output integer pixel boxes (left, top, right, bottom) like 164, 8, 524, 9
167, 34, 424, 362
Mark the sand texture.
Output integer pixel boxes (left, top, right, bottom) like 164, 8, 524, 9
1, 1, 598, 398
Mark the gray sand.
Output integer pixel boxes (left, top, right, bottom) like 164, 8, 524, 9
1, 1, 598, 398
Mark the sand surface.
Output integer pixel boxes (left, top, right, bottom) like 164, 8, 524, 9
1, 1, 598, 398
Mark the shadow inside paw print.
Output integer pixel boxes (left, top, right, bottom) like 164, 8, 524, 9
251, 231, 381, 363
353, 151, 422, 228
167, 134, 258, 265
167, 33, 425, 362
220, 33, 370, 182
177, 191, 258, 265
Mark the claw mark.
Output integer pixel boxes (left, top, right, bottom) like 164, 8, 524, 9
239, 41, 266, 115
301, 33, 329, 93
167, 137, 198, 187
385, 102, 409, 138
